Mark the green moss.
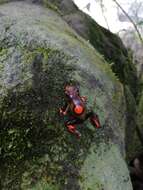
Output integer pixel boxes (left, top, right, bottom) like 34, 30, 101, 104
29, 180, 59, 190
43, 0, 61, 15
0, 48, 8, 58
0, 0, 9, 4
0, 46, 99, 189
87, 18, 138, 98
0, 48, 77, 188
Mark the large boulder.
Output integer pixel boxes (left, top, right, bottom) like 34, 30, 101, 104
0, 1, 133, 190
43, 0, 140, 160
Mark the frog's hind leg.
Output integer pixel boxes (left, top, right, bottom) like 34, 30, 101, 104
85, 111, 101, 128
65, 118, 82, 138
90, 113, 101, 128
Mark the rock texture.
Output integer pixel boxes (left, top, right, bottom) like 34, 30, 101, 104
43, 0, 140, 160
0, 1, 136, 190
119, 27, 143, 157
119, 30, 143, 77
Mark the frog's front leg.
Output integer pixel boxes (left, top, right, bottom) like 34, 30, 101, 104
59, 103, 70, 116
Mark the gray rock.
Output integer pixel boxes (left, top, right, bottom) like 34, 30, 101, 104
0, 1, 133, 190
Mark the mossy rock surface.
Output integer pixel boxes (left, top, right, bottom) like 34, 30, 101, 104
42, 0, 140, 160
0, 1, 132, 190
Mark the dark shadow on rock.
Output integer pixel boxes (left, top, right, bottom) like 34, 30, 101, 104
129, 153, 143, 190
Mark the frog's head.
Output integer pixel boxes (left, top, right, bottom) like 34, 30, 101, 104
64, 85, 79, 99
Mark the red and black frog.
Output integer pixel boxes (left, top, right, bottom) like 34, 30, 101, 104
59, 85, 101, 138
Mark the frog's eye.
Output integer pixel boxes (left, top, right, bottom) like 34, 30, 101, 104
69, 94, 73, 98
